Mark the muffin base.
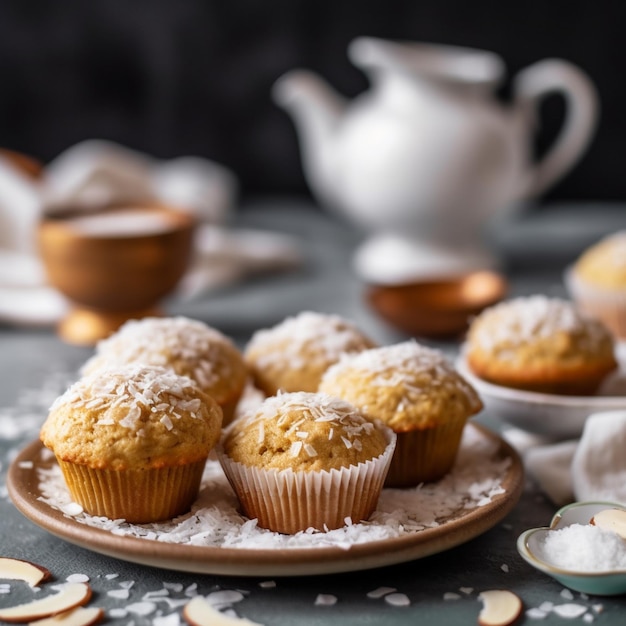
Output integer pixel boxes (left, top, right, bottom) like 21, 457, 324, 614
57, 459, 207, 523
217, 430, 396, 534
467, 352, 617, 396
385, 420, 467, 488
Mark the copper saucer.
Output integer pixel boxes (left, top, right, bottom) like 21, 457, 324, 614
366, 270, 508, 338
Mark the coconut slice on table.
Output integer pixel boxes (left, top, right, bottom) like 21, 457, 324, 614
0, 582, 92, 623
0, 557, 51, 587
184, 596, 264, 626
28, 606, 104, 626
478, 590, 523, 626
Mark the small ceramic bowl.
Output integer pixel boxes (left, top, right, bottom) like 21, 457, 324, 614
456, 351, 626, 440
365, 270, 507, 338
517, 501, 626, 595
38, 203, 195, 346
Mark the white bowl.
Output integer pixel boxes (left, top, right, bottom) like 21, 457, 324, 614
456, 350, 626, 440
517, 501, 626, 596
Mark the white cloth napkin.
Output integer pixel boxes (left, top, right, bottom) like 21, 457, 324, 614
0, 140, 301, 325
507, 410, 626, 506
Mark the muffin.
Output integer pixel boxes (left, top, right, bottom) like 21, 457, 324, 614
217, 391, 395, 534
243, 311, 376, 396
81, 316, 247, 425
566, 231, 626, 339
465, 295, 618, 395
40, 364, 223, 523
319, 341, 482, 487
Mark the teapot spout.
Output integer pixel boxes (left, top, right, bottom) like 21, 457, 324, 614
273, 70, 345, 209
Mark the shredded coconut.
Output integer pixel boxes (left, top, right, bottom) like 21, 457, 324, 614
469, 295, 610, 352
245, 311, 371, 368
81, 316, 239, 388
538, 523, 626, 572
35, 424, 511, 551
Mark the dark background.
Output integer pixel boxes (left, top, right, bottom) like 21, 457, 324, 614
0, 0, 624, 204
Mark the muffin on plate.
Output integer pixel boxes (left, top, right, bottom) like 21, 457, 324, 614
465, 295, 618, 396
319, 341, 482, 487
243, 311, 376, 396
81, 316, 247, 425
40, 364, 223, 523
217, 391, 395, 534
566, 231, 626, 340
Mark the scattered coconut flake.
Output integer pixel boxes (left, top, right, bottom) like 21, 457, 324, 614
143, 589, 170, 599
384, 593, 411, 607
500, 563, 509, 573
443, 592, 461, 601
526, 607, 548, 619
105, 573, 119, 580
109, 608, 128, 618
163, 582, 184, 593
289, 441, 303, 457
17, 461, 33, 469
560, 588, 574, 600
108, 588, 130, 599
459, 587, 473, 595
119, 580, 136, 589
259, 581, 276, 589
206, 590, 246, 607
126, 601, 157, 615
592, 604, 603, 613
185, 583, 199, 596
154, 614, 181, 626
552, 604, 588, 619
304, 444, 318, 457
583, 614, 594, 624
60, 502, 83, 516
314, 594, 337, 606
367, 587, 396, 599
160, 415, 174, 431
66, 573, 89, 583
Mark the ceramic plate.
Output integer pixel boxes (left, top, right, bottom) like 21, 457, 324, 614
8, 424, 523, 577
456, 351, 626, 440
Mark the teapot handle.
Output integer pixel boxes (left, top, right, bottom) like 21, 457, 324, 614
514, 59, 599, 198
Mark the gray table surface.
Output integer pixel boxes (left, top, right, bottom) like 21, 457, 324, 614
2, 198, 626, 625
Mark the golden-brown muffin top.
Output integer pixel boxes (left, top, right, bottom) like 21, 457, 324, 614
222, 391, 390, 472
243, 311, 376, 395
80, 316, 247, 406
466, 295, 616, 368
319, 341, 482, 432
574, 231, 626, 289
40, 364, 223, 471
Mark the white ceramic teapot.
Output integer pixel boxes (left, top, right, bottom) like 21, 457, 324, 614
273, 37, 599, 284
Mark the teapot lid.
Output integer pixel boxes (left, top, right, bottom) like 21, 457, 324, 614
349, 37, 505, 87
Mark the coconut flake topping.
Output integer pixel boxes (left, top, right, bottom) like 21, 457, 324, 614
51, 364, 203, 431
81, 316, 238, 388
245, 311, 371, 368
470, 295, 610, 351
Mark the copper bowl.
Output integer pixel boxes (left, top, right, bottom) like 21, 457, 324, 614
0, 148, 43, 178
38, 203, 196, 345
366, 270, 508, 338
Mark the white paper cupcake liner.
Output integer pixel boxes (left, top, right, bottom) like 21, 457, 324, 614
217, 427, 396, 534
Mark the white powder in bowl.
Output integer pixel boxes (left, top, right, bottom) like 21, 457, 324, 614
539, 523, 626, 572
